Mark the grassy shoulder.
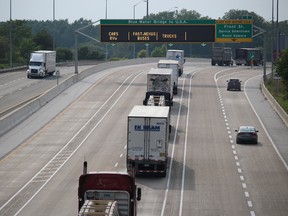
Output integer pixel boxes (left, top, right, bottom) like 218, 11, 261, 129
265, 78, 288, 114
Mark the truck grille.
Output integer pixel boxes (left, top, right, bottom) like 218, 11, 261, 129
31, 69, 38, 74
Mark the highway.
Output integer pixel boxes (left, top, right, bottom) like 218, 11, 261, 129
0, 65, 94, 117
0, 60, 287, 216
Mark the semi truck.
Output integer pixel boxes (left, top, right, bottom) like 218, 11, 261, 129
27, 50, 56, 78
127, 105, 170, 177
211, 47, 233, 66
143, 68, 173, 106
157, 59, 179, 95
166, 49, 185, 76
78, 161, 141, 216
235, 48, 263, 66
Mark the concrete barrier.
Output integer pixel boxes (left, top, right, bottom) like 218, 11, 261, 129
261, 82, 288, 128
0, 58, 162, 136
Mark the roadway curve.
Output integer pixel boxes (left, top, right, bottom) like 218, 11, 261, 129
0, 60, 287, 216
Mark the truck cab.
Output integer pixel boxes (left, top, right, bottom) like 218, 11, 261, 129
27, 50, 56, 78
78, 162, 141, 216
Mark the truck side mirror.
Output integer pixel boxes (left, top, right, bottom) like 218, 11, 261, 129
137, 187, 142, 201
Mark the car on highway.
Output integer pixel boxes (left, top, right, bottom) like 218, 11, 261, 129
227, 78, 241, 91
235, 126, 258, 144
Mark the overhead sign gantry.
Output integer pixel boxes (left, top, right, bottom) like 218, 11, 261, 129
100, 19, 253, 43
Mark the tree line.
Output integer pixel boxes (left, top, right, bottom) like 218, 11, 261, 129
0, 9, 287, 69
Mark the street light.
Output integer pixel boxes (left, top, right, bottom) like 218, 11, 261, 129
167, 6, 178, 12
133, 0, 145, 58
105, 0, 108, 19
53, 0, 55, 51
9, 0, 12, 68
144, 0, 148, 17
133, 0, 145, 19
105, 0, 108, 61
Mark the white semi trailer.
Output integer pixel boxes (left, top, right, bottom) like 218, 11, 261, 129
127, 105, 170, 177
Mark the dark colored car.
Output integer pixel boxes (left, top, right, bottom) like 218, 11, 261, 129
227, 78, 241, 91
235, 126, 258, 144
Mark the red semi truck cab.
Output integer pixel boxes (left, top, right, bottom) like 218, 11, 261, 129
78, 161, 141, 216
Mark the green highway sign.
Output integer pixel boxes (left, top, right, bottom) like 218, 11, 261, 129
215, 20, 253, 42
100, 19, 215, 25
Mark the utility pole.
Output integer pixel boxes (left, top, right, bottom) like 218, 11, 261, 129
53, 0, 56, 51
105, 0, 108, 61
146, 0, 149, 17
9, 0, 12, 68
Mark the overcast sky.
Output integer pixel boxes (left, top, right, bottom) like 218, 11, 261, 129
0, 0, 287, 22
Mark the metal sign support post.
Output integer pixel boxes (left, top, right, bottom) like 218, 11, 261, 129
74, 20, 101, 74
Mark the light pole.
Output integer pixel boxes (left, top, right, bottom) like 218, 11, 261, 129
274, 0, 280, 94
105, 0, 108, 19
9, 0, 12, 68
167, 6, 177, 12
133, 0, 145, 58
144, 0, 148, 17
53, 0, 55, 51
133, 0, 145, 19
105, 0, 108, 61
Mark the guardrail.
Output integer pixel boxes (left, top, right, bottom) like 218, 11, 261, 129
0, 66, 27, 73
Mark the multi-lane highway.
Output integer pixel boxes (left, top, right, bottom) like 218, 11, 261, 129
0, 60, 287, 216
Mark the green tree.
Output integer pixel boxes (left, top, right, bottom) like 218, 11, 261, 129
276, 49, 288, 96
151, 44, 166, 57
138, 49, 147, 58
78, 46, 89, 60
33, 29, 53, 50
56, 47, 73, 61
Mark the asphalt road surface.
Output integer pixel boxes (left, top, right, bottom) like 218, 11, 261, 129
0, 60, 287, 216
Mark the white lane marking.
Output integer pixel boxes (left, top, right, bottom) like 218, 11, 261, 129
214, 69, 256, 216
248, 201, 253, 207
161, 68, 202, 216
161, 72, 186, 216
244, 75, 288, 171
7, 71, 143, 216
114, 162, 118, 168
179, 71, 194, 216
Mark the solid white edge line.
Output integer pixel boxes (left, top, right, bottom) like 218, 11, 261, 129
244, 75, 288, 171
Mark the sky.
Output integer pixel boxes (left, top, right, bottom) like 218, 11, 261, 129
0, 0, 287, 22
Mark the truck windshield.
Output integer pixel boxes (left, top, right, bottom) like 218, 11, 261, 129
29, 61, 42, 66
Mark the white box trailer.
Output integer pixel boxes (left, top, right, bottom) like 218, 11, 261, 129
157, 59, 179, 95
166, 49, 185, 76
127, 105, 170, 177
143, 68, 173, 106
